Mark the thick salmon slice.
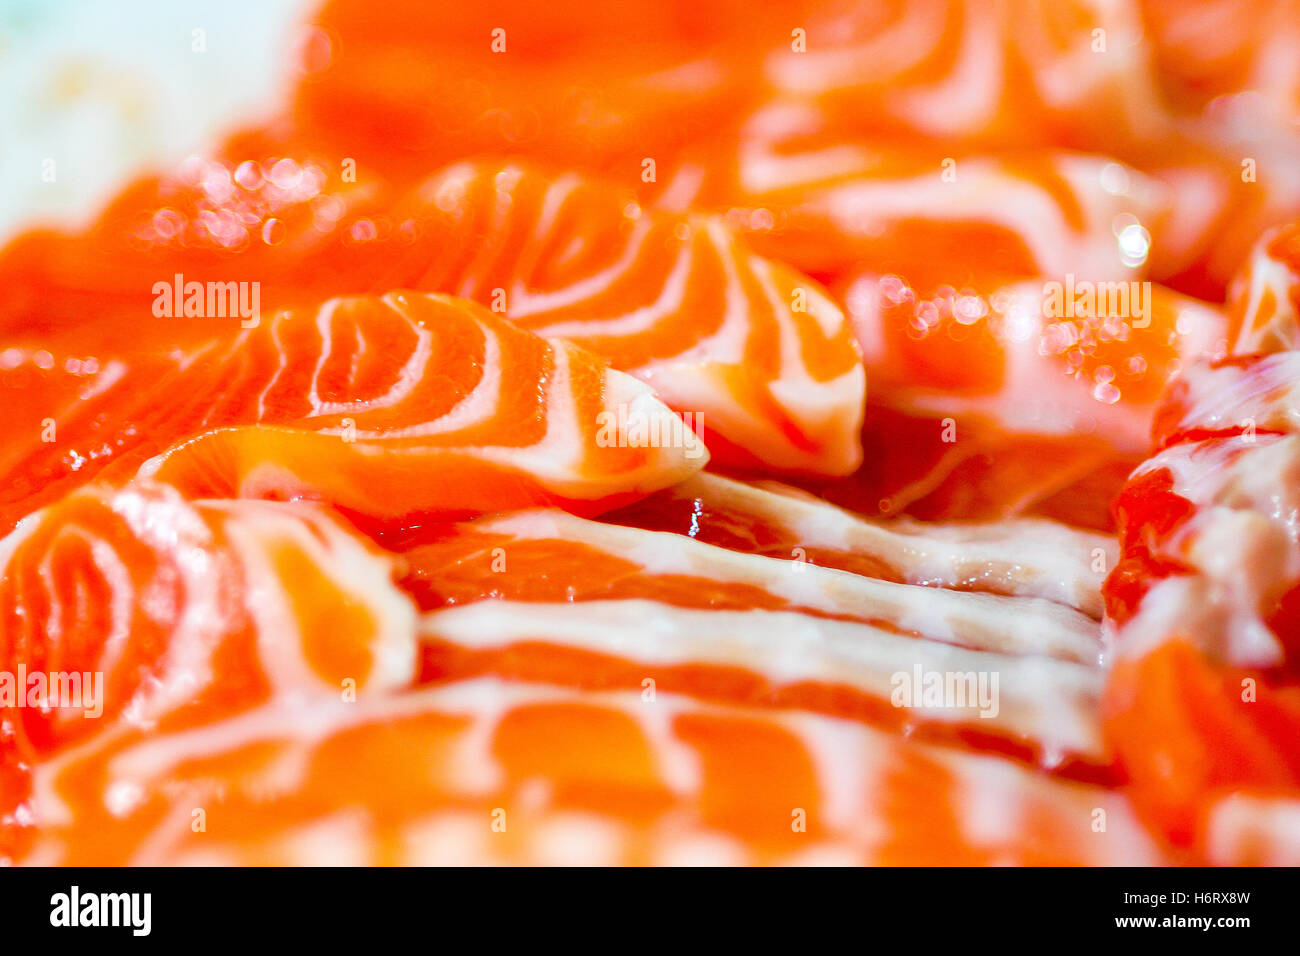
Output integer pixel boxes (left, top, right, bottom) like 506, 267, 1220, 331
656, 101, 1167, 291
0, 482, 420, 858
417, 597, 1106, 776
776, 275, 1223, 529
1, 157, 864, 477
602, 473, 1114, 616
16, 678, 1164, 865
0, 482, 417, 759
0, 292, 704, 530
396, 502, 1107, 772
1103, 232, 1300, 861
355, 160, 866, 475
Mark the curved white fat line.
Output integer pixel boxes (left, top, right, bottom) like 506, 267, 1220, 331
736, 101, 890, 195
446, 165, 529, 300
746, 255, 866, 464
337, 319, 502, 441
818, 163, 1087, 280
255, 313, 293, 421
515, 219, 687, 337
753, 255, 846, 343
110, 492, 227, 730
888, 0, 1005, 137
307, 296, 435, 419
501, 210, 655, 319
633, 362, 838, 473
218, 502, 416, 696
431, 344, 702, 492
532, 173, 583, 239
6, 522, 131, 710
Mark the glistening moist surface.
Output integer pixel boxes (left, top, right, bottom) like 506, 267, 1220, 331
7, 0, 1300, 866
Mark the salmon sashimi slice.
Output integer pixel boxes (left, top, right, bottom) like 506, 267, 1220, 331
774, 276, 1223, 529
656, 101, 1168, 291
292, 0, 801, 184
1, 292, 705, 530
1103, 250, 1300, 859
358, 160, 867, 475
16, 678, 1164, 865
0, 481, 419, 860
762, 0, 1169, 154
1, 157, 865, 477
600, 472, 1115, 617
841, 275, 1226, 452
417, 597, 1105, 775
0, 482, 417, 761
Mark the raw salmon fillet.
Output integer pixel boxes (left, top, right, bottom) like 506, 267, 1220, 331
5, 0, 1299, 869
0, 482, 418, 861
0, 158, 864, 477
404, 504, 1108, 772
0, 292, 704, 531
1103, 221, 1300, 863
19, 678, 1164, 865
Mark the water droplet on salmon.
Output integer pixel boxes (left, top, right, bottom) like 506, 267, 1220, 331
234, 161, 264, 190
1093, 382, 1121, 404
262, 218, 286, 245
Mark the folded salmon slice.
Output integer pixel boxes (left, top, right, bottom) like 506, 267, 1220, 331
1, 156, 863, 477
602, 473, 1115, 617
1104, 225, 1300, 861
0, 482, 420, 859
17, 678, 1164, 865
0, 482, 417, 758
391, 484, 1110, 775
1, 292, 704, 530
367, 160, 866, 475
783, 274, 1222, 529
656, 101, 1167, 292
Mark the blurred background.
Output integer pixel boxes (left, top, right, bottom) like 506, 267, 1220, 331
0, 0, 311, 239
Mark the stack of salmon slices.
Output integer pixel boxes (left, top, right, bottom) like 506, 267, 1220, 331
3, 0, 1299, 865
